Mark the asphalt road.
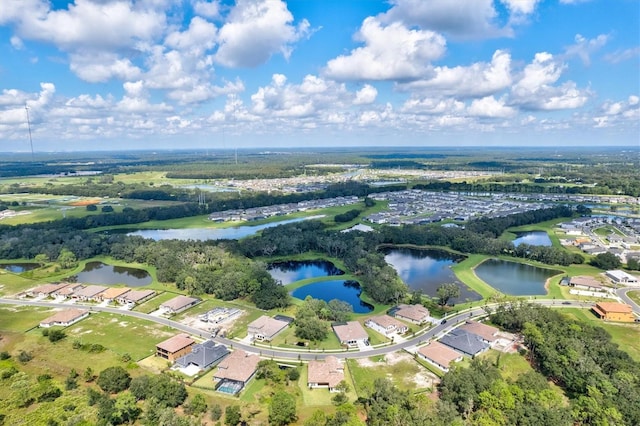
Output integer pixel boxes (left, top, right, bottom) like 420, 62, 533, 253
616, 287, 640, 313
0, 297, 596, 362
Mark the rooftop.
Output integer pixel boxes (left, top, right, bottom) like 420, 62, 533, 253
307, 356, 344, 388
595, 302, 633, 314
161, 295, 199, 311
156, 334, 195, 353
418, 341, 462, 368
248, 315, 290, 338
394, 304, 430, 322
332, 321, 368, 342
40, 308, 88, 325
459, 320, 499, 342
215, 350, 260, 383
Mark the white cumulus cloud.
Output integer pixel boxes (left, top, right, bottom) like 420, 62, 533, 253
324, 17, 446, 81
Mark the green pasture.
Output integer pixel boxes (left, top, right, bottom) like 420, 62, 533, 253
628, 291, 640, 306
0, 306, 53, 332
63, 311, 175, 361
561, 307, 640, 361
0, 268, 45, 296
132, 291, 183, 314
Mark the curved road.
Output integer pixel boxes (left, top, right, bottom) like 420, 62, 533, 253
617, 287, 640, 313
0, 298, 600, 361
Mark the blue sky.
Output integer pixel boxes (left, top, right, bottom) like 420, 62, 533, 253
0, 0, 638, 152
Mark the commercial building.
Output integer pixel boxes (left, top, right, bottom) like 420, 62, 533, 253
592, 302, 635, 322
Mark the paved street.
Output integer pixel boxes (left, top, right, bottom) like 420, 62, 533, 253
0, 298, 603, 361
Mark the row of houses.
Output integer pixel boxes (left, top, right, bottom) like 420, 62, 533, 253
25, 283, 156, 306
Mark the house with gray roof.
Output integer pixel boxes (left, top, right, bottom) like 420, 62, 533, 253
174, 341, 229, 371
439, 328, 489, 357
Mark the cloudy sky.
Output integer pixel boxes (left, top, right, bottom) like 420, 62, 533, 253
0, 0, 638, 152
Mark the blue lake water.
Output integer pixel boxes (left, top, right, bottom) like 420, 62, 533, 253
383, 247, 481, 303
73, 261, 152, 287
268, 260, 344, 285
1, 263, 39, 273
291, 280, 373, 313
474, 259, 561, 296
123, 216, 323, 241
513, 231, 552, 246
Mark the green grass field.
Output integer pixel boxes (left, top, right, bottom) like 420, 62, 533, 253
628, 291, 640, 306
560, 307, 640, 361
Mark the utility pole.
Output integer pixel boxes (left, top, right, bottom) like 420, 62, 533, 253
25, 104, 34, 161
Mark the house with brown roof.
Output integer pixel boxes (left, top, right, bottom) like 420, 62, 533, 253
213, 349, 260, 393
569, 276, 604, 292
332, 321, 369, 347
156, 334, 196, 362
40, 309, 90, 328
28, 283, 66, 298
364, 315, 408, 337
52, 283, 84, 299
98, 287, 131, 303
307, 356, 345, 392
592, 302, 635, 322
393, 304, 430, 325
459, 321, 500, 344
72, 285, 107, 301
418, 341, 463, 372
247, 315, 291, 342
117, 289, 155, 305
160, 295, 200, 314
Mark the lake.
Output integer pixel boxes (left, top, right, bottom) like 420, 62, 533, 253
513, 231, 552, 246
383, 247, 481, 303
1, 263, 39, 273
122, 216, 323, 241
291, 280, 373, 313
268, 260, 344, 285
73, 262, 152, 287
474, 258, 561, 296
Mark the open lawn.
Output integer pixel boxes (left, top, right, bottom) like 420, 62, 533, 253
63, 311, 175, 360
347, 352, 437, 397
561, 307, 640, 361
0, 269, 45, 296
133, 291, 183, 314
0, 306, 54, 332
628, 291, 640, 306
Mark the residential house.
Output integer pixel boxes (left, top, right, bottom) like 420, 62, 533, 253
160, 295, 200, 314
393, 304, 430, 325
156, 334, 196, 362
72, 285, 107, 301
40, 309, 89, 328
569, 276, 604, 292
439, 328, 490, 357
27, 283, 65, 298
98, 287, 131, 303
592, 302, 635, 322
174, 341, 229, 371
332, 321, 369, 347
417, 341, 464, 372
213, 350, 260, 393
459, 321, 500, 345
247, 315, 291, 342
52, 283, 84, 299
364, 315, 408, 337
606, 270, 639, 285
117, 289, 155, 305
307, 356, 345, 392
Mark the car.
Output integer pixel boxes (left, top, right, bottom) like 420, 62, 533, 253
562, 302, 571, 305
364, 340, 370, 346
440, 319, 447, 325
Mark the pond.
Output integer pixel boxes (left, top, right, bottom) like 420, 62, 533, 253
291, 280, 374, 313
1, 263, 39, 273
120, 216, 323, 241
72, 262, 152, 287
474, 258, 561, 296
383, 247, 481, 303
268, 260, 344, 285
513, 231, 552, 246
